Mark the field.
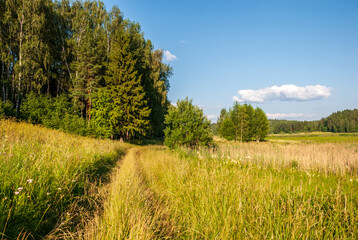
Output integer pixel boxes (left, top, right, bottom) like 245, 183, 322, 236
1, 121, 358, 239
0, 119, 127, 239
79, 134, 358, 239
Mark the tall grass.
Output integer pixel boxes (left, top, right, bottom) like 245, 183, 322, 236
267, 132, 358, 143
0, 119, 126, 239
85, 141, 358, 239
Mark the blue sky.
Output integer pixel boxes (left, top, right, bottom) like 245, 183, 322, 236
101, 0, 358, 122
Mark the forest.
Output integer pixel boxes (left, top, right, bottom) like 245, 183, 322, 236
0, 0, 357, 141
0, 0, 172, 140
269, 109, 358, 134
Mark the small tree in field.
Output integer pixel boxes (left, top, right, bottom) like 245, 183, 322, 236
164, 98, 214, 149
252, 107, 269, 141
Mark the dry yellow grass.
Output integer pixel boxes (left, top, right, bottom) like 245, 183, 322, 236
205, 140, 358, 176
77, 141, 358, 239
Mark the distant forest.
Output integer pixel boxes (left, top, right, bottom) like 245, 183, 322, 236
269, 109, 358, 134
0, 0, 172, 140
210, 109, 358, 135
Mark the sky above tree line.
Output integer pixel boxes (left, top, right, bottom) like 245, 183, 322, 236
102, 0, 358, 122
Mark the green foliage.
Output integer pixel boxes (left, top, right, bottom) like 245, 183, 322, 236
0, 100, 14, 118
20, 93, 51, 124
252, 107, 269, 141
164, 98, 214, 148
0, 0, 172, 140
219, 117, 236, 140
20, 93, 89, 135
218, 102, 269, 141
90, 88, 113, 138
269, 109, 358, 134
104, 30, 151, 140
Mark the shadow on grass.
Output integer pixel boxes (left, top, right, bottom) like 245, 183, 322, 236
0, 147, 127, 240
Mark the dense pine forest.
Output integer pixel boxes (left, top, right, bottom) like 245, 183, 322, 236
0, 0, 172, 140
269, 109, 358, 134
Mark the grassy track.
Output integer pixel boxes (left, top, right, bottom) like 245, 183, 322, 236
0, 119, 127, 239
81, 142, 358, 239
1, 122, 357, 239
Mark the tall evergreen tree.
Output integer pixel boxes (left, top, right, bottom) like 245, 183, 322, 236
70, 0, 107, 119
104, 30, 150, 140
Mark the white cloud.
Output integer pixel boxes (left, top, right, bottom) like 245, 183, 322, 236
266, 113, 316, 119
164, 50, 177, 61
198, 104, 222, 111
233, 84, 332, 103
180, 40, 188, 44
206, 115, 217, 120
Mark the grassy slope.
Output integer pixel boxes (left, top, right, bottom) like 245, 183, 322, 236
82, 139, 358, 239
0, 119, 127, 239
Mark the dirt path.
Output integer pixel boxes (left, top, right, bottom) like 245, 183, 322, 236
77, 146, 176, 239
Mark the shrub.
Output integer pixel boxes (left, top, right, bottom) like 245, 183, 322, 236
164, 98, 214, 148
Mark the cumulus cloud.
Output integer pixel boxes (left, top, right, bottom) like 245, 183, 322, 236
198, 104, 222, 111
206, 115, 218, 121
164, 50, 177, 61
266, 113, 316, 119
233, 84, 332, 103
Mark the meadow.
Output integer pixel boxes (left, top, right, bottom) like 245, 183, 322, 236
1, 121, 358, 239
78, 134, 358, 239
0, 119, 127, 239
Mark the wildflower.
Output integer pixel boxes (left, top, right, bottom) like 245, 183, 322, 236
71, 180, 76, 182
47, 192, 51, 195
58, 188, 62, 191
14, 191, 19, 195
349, 179, 353, 182
27, 179, 33, 183
17, 187, 23, 191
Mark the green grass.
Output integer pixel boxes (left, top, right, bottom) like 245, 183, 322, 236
0, 119, 127, 239
2, 122, 358, 239
83, 143, 358, 239
268, 132, 358, 143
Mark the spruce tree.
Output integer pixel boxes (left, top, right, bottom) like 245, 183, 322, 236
105, 30, 150, 140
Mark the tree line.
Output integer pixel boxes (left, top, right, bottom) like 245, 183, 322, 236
269, 109, 358, 134
217, 102, 269, 142
0, 0, 172, 140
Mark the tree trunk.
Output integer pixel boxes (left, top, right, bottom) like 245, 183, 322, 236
16, 12, 25, 114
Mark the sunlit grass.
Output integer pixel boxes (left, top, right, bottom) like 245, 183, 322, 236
82, 140, 358, 239
0, 119, 127, 239
267, 132, 358, 143
3, 120, 357, 239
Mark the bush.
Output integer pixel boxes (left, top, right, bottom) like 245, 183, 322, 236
164, 98, 214, 148
0, 100, 14, 118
